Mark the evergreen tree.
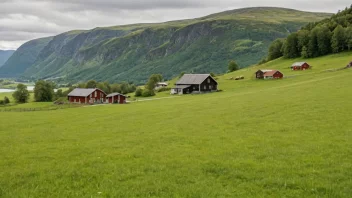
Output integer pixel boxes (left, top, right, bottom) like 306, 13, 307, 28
316, 25, 332, 56
283, 33, 299, 58
331, 25, 346, 53
267, 39, 284, 60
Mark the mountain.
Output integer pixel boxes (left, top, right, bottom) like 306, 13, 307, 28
0, 7, 331, 83
0, 50, 15, 68
0, 37, 53, 77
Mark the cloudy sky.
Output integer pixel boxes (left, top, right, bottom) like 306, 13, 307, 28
0, 0, 350, 50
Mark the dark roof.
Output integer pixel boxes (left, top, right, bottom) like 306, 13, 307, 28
176, 74, 217, 85
68, 88, 97, 97
173, 85, 191, 89
292, 62, 307, 67
106, 92, 125, 98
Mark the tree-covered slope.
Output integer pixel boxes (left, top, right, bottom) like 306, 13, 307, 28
0, 7, 331, 83
0, 50, 15, 68
265, 5, 352, 61
0, 37, 53, 77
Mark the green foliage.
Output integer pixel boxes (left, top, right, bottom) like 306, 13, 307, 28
346, 27, 352, 50
331, 25, 346, 53
12, 83, 30, 103
97, 82, 111, 94
267, 39, 284, 60
86, 80, 98, 88
228, 60, 240, 72
270, 5, 352, 59
283, 33, 299, 58
3, 96, 10, 104
316, 25, 332, 55
210, 72, 216, 77
146, 74, 163, 90
156, 87, 171, 93
34, 80, 55, 102
135, 88, 143, 97
297, 30, 310, 52
142, 89, 155, 97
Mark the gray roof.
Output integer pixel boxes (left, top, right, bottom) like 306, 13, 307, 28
176, 74, 216, 85
173, 85, 191, 89
68, 88, 97, 97
106, 92, 125, 98
292, 62, 307, 67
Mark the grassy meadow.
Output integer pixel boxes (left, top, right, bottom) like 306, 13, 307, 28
0, 53, 352, 197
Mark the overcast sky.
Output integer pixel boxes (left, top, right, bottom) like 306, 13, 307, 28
0, 0, 350, 50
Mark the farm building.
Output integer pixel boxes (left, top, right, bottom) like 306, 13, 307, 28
106, 93, 127, 104
291, 62, 310, 70
171, 74, 218, 95
256, 70, 283, 79
68, 88, 107, 104
155, 82, 168, 89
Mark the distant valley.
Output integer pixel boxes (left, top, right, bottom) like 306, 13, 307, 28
0, 7, 331, 84
0, 50, 15, 68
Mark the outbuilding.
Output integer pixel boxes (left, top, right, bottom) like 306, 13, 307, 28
106, 93, 127, 104
291, 62, 310, 70
256, 70, 283, 79
171, 74, 218, 95
68, 88, 107, 104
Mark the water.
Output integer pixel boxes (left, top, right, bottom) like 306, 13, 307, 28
0, 86, 35, 93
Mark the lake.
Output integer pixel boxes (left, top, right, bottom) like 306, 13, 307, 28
0, 86, 35, 93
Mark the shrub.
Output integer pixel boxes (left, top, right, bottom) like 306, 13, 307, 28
4, 97, 10, 104
135, 88, 143, 97
156, 87, 171, 92
142, 89, 155, 97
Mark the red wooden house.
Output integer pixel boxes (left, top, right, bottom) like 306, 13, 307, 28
291, 62, 310, 70
68, 88, 107, 104
106, 93, 127, 104
256, 70, 283, 79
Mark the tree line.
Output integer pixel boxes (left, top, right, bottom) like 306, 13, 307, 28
265, 5, 352, 62
11, 80, 137, 104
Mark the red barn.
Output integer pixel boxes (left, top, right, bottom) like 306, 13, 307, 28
263, 70, 283, 79
68, 88, 107, 104
291, 62, 310, 70
256, 70, 283, 79
106, 93, 127, 104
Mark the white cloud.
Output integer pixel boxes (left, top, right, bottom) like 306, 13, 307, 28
0, 0, 350, 50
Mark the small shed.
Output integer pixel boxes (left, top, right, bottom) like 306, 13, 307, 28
155, 82, 168, 90
291, 62, 310, 70
106, 93, 127, 104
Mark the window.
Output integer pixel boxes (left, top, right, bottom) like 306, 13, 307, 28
204, 85, 206, 89
193, 86, 196, 90
209, 85, 212, 89
208, 78, 210, 83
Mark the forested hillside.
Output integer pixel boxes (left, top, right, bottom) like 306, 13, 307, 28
266, 5, 352, 61
0, 7, 330, 84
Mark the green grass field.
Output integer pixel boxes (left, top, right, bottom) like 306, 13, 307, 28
0, 53, 351, 197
